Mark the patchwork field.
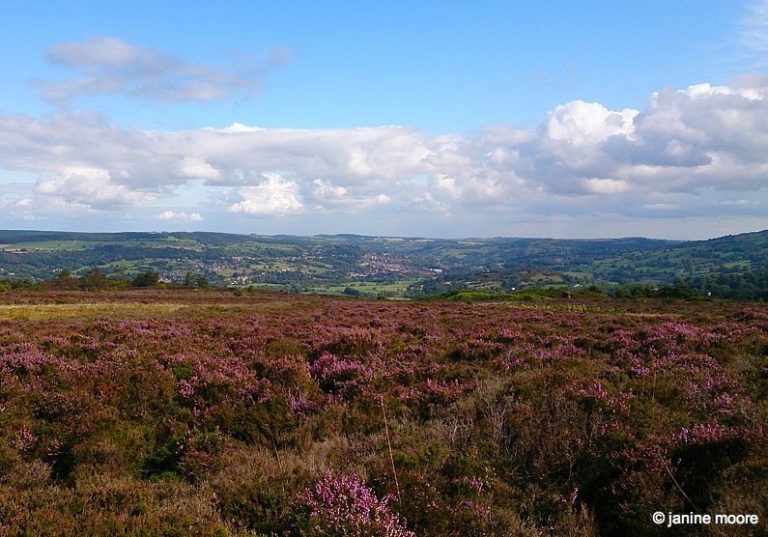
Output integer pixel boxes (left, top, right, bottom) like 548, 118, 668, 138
0, 290, 766, 535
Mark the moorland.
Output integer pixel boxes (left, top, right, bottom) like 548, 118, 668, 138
0, 288, 765, 536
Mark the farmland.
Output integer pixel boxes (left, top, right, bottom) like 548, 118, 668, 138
0, 289, 765, 535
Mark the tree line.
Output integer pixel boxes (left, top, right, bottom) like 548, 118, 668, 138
0, 268, 209, 291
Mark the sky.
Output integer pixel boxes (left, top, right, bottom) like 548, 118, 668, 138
1, 1, 768, 239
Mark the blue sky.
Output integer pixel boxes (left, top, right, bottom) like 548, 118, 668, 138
1, 0, 767, 238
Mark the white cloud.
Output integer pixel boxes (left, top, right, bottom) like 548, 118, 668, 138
313, 178, 348, 199
35, 166, 155, 208
175, 156, 221, 180
157, 210, 203, 222
0, 197, 35, 220
229, 173, 304, 216
312, 179, 390, 210
2, 76, 768, 229
39, 37, 289, 102
188, 124, 434, 187
581, 178, 629, 194
546, 100, 638, 146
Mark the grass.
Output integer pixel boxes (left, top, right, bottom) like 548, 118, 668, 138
0, 302, 184, 320
308, 279, 421, 296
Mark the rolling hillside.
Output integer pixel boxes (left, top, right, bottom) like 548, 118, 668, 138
0, 229, 766, 297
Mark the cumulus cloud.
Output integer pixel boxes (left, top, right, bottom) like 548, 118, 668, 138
312, 179, 390, 210
545, 100, 638, 146
39, 37, 289, 102
35, 166, 156, 208
175, 156, 222, 181
229, 173, 304, 216
2, 77, 768, 227
157, 210, 203, 222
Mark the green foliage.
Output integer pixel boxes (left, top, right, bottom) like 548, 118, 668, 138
132, 270, 160, 287
77, 267, 130, 290
184, 271, 209, 288
342, 286, 361, 297
610, 282, 698, 299
682, 268, 768, 301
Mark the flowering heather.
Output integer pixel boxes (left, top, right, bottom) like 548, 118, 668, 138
310, 352, 372, 399
0, 289, 765, 536
673, 423, 764, 447
577, 380, 636, 415
13, 424, 37, 454
296, 472, 414, 537
1, 345, 50, 374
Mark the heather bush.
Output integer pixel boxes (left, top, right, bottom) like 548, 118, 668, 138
310, 352, 372, 399
292, 471, 414, 537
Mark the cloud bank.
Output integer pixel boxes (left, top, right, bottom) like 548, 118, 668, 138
2, 78, 768, 233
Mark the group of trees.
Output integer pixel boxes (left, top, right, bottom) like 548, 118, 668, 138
17, 268, 212, 291
606, 270, 768, 301
609, 282, 698, 300
683, 268, 768, 301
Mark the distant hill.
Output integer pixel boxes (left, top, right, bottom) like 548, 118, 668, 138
0, 228, 766, 297
587, 230, 768, 283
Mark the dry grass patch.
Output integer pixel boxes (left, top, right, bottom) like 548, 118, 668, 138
0, 303, 183, 320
